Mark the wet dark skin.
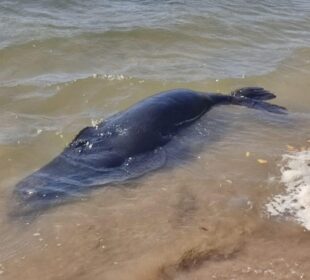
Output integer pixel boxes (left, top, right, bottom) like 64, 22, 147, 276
12, 87, 286, 216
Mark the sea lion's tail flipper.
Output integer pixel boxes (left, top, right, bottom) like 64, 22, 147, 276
230, 87, 276, 100
229, 87, 287, 114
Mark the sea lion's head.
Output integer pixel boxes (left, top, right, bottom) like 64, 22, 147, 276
10, 170, 83, 219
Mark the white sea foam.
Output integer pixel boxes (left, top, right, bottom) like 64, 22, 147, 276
266, 149, 310, 230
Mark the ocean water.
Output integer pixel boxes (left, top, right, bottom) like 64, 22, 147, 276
0, 1, 310, 279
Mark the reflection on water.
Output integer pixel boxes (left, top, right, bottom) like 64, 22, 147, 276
0, 0, 310, 279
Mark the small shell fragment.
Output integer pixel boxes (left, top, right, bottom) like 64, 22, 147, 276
257, 159, 268, 164
286, 144, 295, 151
245, 152, 250, 157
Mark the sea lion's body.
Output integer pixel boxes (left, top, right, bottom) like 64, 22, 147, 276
71, 89, 213, 163
13, 88, 286, 216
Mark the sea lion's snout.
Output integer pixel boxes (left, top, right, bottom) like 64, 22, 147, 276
14, 175, 69, 204
17, 187, 38, 201
14, 175, 49, 202
10, 174, 71, 218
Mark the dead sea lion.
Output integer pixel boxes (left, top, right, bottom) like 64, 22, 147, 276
12, 87, 286, 216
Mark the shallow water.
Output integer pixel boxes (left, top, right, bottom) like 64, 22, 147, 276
0, 1, 310, 279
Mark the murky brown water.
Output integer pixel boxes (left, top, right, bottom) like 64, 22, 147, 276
0, 51, 309, 279
1, 1, 310, 279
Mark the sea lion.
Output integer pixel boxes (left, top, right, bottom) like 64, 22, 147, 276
12, 87, 286, 216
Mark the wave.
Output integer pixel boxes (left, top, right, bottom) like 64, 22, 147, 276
1, 17, 310, 82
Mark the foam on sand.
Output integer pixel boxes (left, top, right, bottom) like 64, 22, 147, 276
266, 148, 310, 230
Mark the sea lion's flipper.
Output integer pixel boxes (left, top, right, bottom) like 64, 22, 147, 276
231, 96, 287, 114
229, 87, 287, 114
230, 87, 276, 100
211, 87, 287, 114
